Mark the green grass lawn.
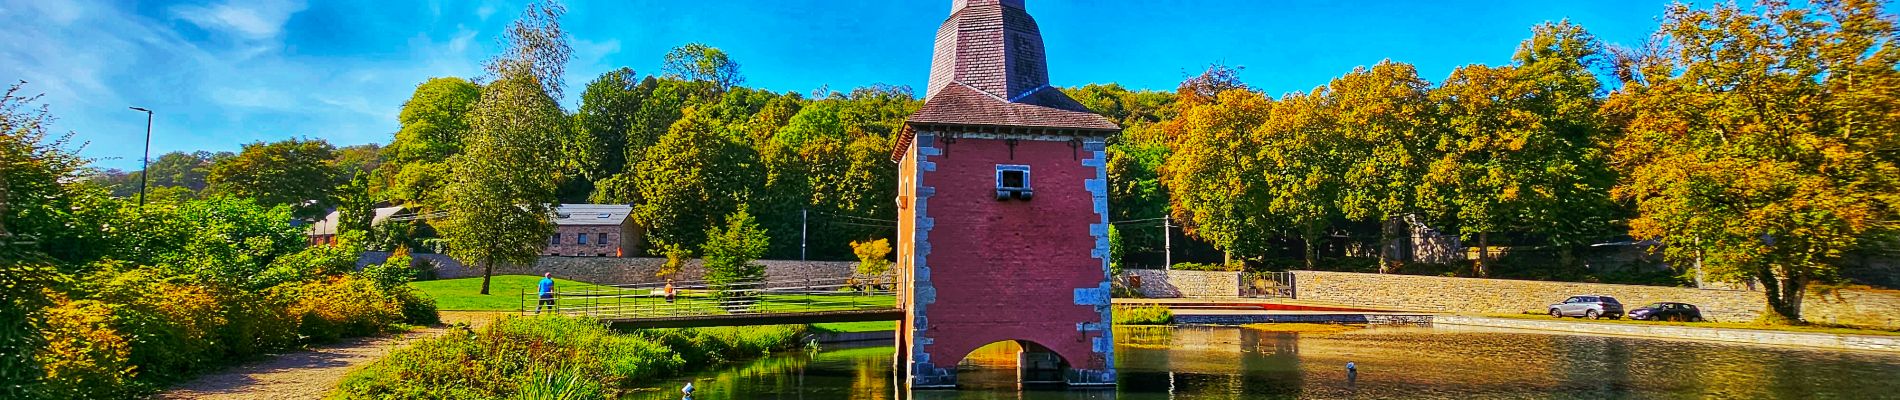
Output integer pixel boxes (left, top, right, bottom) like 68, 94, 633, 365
412, 276, 897, 314
1485, 313, 1900, 337
410, 275, 614, 311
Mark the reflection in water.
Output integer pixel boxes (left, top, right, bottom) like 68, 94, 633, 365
623, 325, 1900, 399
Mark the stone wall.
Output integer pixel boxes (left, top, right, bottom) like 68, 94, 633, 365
360, 252, 859, 286
1122, 269, 1240, 298
1436, 316, 1900, 352
1289, 270, 1900, 329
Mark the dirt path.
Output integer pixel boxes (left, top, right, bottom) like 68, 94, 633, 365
158, 311, 506, 400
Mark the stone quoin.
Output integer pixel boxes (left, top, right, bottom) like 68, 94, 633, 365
892, 0, 1121, 390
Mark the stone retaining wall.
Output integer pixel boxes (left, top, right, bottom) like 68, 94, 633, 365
1436, 315, 1900, 352
360, 252, 860, 286
1122, 269, 1240, 298
1290, 270, 1900, 329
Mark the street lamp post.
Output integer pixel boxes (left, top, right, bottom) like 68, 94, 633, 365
129, 107, 152, 209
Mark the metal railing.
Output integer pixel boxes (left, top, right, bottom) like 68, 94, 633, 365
1241, 272, 1296, 298
520, 276, 897, 320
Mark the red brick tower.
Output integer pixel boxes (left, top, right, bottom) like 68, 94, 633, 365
892, 0, 1120, 389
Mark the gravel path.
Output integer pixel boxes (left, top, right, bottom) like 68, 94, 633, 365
158, 311, 505, 400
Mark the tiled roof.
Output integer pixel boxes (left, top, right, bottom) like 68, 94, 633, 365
552, 204, 632, 226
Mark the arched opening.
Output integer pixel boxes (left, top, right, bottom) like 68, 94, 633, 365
956, 340, 1071, 389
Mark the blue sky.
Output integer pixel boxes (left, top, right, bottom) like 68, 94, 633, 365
1, 0, 1690, 171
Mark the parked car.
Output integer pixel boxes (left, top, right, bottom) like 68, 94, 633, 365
1549, 295, 1624, 319
1629, 302, 1705, 322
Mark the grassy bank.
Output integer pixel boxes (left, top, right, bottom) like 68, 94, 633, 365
810, 321, 896, 333
332, 315, 806, 399
409, 275, 612, 311
1114, 304, 1174, 325
1486, 313, 1900, 337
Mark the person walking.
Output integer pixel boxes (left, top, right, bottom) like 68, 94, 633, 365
536, 273, 557, 313
664, 279, 677, 303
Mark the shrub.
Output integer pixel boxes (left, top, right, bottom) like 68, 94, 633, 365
702, 208, 768, 303
285, 276, 403, 342
335, 316, 805, 399
1113, 304, 1174, 325
35, 297, 135, 399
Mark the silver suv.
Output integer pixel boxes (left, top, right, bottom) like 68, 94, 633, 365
1549, 295, 1624, 319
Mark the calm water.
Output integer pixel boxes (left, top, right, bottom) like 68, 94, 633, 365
622, 325, 1900, 399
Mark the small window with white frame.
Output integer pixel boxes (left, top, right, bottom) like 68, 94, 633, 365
995, 164, 1032, 201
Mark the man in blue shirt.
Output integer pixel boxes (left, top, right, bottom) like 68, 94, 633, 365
536, 272, 556, 313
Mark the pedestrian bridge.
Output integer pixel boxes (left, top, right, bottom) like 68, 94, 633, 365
520, 276, 901, 329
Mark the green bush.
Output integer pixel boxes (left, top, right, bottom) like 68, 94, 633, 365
286, 276, 404, 342
334, 316, 806, 399
1113, 304, 1174, 325
34, 297, 135, 399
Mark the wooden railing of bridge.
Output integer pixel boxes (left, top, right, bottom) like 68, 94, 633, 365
519, 276, 901, 328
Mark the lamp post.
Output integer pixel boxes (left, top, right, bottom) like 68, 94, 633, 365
129, 107, 152, 209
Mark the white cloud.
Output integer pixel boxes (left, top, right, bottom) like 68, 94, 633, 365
173, 0, 309, 40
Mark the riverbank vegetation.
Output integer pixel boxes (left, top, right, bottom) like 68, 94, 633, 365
332, 316, 805, 399
1114, 305, 1175, 325
2, 84, 438, 398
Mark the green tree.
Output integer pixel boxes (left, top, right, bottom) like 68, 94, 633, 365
570, 67, 644, 182
206, 138, 345, 220
702, 207, 769, 299
632, 107, 760, 252
1327, 61, 1433, 272
662, 42, 744, 89
335, 172, 376, 239
1605, 0, 1900, 322
1256, 89, 1341, 269
1422, 21, 1616, 276
441, 0, 571, 295
374, 77, 481, 209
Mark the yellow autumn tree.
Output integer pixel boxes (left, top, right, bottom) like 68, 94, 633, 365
1605, 0, 1900, 322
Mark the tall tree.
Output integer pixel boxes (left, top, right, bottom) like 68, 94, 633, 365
440, 0, 571, 295
701, 206, 769, 300
1257, 89, 1342, 269
1606, 0, 1899, 322
374, 77, 481, 210
1328, 61, 1433, 272
570, 68, 644, 183
1162, 89, 1274, 263
632, 107, 760, 253
206, 138, 345, 220
661, 43, 744, 90
1423, 21, 1616, 276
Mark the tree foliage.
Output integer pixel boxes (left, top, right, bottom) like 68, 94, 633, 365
662, 42, 745, 89
1605, 0, 1900, 321
206, 138, 345, 220
702, 207, 769, 296
441, 1, 571, 294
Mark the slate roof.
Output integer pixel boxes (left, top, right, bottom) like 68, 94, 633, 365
552, 204, 633, 226
897, 0, 1119, 162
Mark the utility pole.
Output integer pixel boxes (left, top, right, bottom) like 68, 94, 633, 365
129, 107, 153, 210
1163, 216, 1172, 270
801, 208, 808, 261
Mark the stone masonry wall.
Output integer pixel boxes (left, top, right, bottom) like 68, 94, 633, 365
360, 252, 859, 286
1290, 270, 1900, 329
1122, 269, 1240, 298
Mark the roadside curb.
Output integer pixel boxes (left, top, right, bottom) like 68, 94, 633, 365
1436, 315, 1900, 353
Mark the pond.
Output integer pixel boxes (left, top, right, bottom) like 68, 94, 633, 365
620, 325, 1900, 399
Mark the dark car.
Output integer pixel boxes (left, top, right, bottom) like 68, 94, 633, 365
1549, 295, 1624, 319
1630, 302, 1705, 322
